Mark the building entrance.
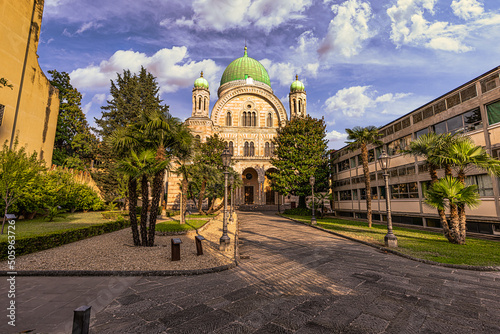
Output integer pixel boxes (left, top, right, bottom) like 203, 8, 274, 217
245, 186, 254, 204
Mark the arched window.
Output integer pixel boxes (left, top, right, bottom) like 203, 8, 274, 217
298, 100, 302, 114
244, 142, 249, 157
195, 135, 201, 143
204, 98, 207, 111
198, 97, 202, 110
226, 112, 232, 126
246, 112, 251, 127
249, 142, 255, 156
265, 142, 270, 157
271, 142, 275, 157
267, 113, 272, 127
228, 141, 234, 155
294, 99, 297, 114
252, 112, 257, 127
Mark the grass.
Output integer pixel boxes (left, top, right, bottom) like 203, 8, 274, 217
155, 219, 208, 233
0, 211, 115, 241
283, 214, 500, 267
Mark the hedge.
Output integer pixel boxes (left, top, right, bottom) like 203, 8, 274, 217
0, 218, 130, 260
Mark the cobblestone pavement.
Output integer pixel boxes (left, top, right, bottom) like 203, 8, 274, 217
3, 211, 500, 333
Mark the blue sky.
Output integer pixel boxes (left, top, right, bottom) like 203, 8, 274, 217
38, 0, 500, 149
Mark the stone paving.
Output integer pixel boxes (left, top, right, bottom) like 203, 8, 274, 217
2, 211, 500, 333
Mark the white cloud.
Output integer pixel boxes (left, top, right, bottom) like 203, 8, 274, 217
387, 0, 473, 52
92, 93, 106, 104
82, 102, 92, 115
451, 0, 484, 20
175, 0, 312, 32
76, 21, 102, 34
318, 0, 375, 58
324, 86, 410, 117
326, 130, 348, 148
69, 47, 221, 95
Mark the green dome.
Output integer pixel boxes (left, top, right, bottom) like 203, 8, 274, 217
194, 71, 209, 89
290, 75, 305, 92
220, 47, 271, 87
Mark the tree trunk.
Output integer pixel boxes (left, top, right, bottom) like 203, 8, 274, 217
128, 177, 140, 246
298, 195, 307, 209
180, 178, 188, 224
207, 199, 224, 214
429, 164, 451, 240
1, 206, 8, 235
448, 204, 462, 244
147, 170, 164, 246
361, 144, 372, 227
457, 168, 467, 244
197, 178, 207, 214
140, 175, 149, 246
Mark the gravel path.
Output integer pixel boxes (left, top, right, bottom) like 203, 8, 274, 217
6, 213, 237, 272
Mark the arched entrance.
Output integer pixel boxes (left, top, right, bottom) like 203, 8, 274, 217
265, 168, 278, 205
242, 167, 259, 204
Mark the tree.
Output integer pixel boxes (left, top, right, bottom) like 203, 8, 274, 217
269, 116, 328, 208
424, 176, 480, 244
0, 141, 45, 234
48, 70, 96, 168
438, 137, 500, 242
108, 67, 193, 246
403, 132, 458, 240
345, 126, 383, 227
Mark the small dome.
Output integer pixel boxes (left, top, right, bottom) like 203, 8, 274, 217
194, 71, 209, 89
290, 75, 305, 92
220, 46, 271, 87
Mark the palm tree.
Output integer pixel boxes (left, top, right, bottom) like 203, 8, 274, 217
438, 137, 500, 242
424, 176, 480, 244
402, 132, 459, 240
345, 126, 383, 227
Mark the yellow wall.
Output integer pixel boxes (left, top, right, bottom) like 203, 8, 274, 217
0, 0, 59, 165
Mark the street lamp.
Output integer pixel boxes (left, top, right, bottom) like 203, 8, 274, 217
229, 174, 234, 223
309, 175, 317, 225
378, 149, 398, 247
220, 148, 232, 249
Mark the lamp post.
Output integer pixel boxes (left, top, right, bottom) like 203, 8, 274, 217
229, 174, 234, 223
309, 175, 317, 225
220, 148, 232, 249
378, 149, 398, 247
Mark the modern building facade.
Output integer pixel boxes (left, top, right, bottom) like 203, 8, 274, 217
0, 0, 60, 165
165, 47, 307, 208
331, 67, 500, 236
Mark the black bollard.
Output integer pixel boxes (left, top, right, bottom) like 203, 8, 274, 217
195, 235, 205, 256
171, 238, 182, 261
72, 305, 91, 334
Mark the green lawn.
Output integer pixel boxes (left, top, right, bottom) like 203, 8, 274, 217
155, 219, 208, 233
283, 215, 500, 267
0, 211, 115, 241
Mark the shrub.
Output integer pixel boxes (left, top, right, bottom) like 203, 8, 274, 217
0, 218, 129, 259
283, 207, 312, 216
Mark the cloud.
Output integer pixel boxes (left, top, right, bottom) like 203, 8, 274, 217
82, 102, 92, 115
76, 21, 103, 34
318, 0, 375, 58
69, 47, 221, 95
92, 93, 107, 104
326, 130, 348, 148
451, 0, 484, 20
176, 0, 312, 33
324, 86, 410, 118
387, 0, 473, 52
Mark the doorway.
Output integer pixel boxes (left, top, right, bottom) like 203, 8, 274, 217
244, 186, 254, 204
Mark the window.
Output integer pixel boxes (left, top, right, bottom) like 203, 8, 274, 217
338, 160, 349, 172
423, 106, 434, 119
198, 97, 202, 110
360, 188, 367, 200
243, 141, 250, 157
265, 142, 270, 157
466, 174, 494, 196
413, 112, 423, 124
339, 190, 352, 201
391, 182, 418, 199
228, 141, 234, 155
0, 104, 4, 126
350, 157, 356, 168
433, 109, 483, 134
387, 135, 410, 156
250, 142, 255, 156
487, 100, 500, 126
226, 112, 232, 126
357, 154, 363, 166
270, 142, 275, 157
379, 185, 386, 199
352, 189, 358, 200
416, 128, 429, 138
371, 187, 378, 200
375, 147, 383, 160
368, 149, 375, 162
267, 113, 273, 127
252, 112, 257, 126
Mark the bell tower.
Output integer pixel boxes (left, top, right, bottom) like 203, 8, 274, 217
192, 71, 210, 117
289, 75, 306, 120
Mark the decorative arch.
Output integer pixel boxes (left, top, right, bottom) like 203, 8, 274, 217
211, 86, 288, 126
225, 111, 232, 126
